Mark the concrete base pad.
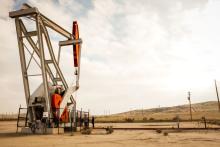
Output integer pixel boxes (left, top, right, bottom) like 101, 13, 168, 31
21, 127, 64, 134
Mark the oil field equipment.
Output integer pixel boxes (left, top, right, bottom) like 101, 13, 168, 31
9, 3, 83, 133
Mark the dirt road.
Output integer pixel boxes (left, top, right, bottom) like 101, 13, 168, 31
1, 121, 220, 147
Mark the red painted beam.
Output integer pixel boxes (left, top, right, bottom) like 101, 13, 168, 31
72, 21, 80, 67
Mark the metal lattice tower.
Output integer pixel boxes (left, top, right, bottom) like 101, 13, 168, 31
9, 3, 82, 131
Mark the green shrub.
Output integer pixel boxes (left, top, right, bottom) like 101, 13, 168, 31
143, 117, 147, 121
149, 117, 154, 121
163, 132, 168, 136
81, 128, 92, 135
156, 129, 162, 133
106, 126, 114, 134
125, 118, 134, 122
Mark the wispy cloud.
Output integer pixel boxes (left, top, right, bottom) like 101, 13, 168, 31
1, 0, 220, 114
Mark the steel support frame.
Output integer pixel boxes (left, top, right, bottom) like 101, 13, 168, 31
20, 20, 56, 84
10, 4, 81, 126
15, 18, 33, 122
36, 14, 50, 114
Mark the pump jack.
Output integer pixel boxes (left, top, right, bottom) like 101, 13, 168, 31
9, 3, 82, 133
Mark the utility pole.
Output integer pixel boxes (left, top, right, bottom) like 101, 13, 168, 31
214, 80, 220, 112
188, 91, 192, 121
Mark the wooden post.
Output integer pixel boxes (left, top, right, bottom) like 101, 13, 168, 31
88, 109, 90, 128
58, 120, 59, 134
177, 115, 180, 129
214, 80, 220, 112
80, 108, 82, 131
188, 92, 192, 121
70, 110, 73, 136
202, 117, 207, 129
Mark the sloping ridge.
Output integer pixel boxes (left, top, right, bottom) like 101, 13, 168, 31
103, 101, 220, 121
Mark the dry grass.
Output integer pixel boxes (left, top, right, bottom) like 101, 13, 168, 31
96, 101, 220, 122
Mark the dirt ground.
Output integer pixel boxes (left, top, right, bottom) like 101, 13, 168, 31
95, 121, 220, 128
1, 121, 220, 147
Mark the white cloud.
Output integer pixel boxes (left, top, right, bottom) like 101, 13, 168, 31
0, 0, 27, 113
1, 0, 220, 115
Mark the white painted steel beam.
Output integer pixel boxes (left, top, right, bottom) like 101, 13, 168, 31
36, 14, 50, 114
9, 7, 38, 18
59, 39, 82, 46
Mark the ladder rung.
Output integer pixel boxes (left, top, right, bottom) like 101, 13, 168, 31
17, 107, 28, 132
45, 60, 53, 64
54, 78, 62, 82
23, 31, 37, 37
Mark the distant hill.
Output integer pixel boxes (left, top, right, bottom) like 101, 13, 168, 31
96, 101, 220, 122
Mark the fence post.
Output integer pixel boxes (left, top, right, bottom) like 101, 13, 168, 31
80, 108, 82, 131
58, 108, 60, 134
88, 109, 90, 128
70, 110, 73, 136
177, 116, 180, 129
204, 117, 207, 129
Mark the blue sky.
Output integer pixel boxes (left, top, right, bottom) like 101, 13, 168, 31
1, 0, 220, 115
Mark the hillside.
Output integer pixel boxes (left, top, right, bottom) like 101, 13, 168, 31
96, 101, 220, 122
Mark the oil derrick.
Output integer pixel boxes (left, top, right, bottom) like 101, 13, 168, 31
9, 3, 82, 133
